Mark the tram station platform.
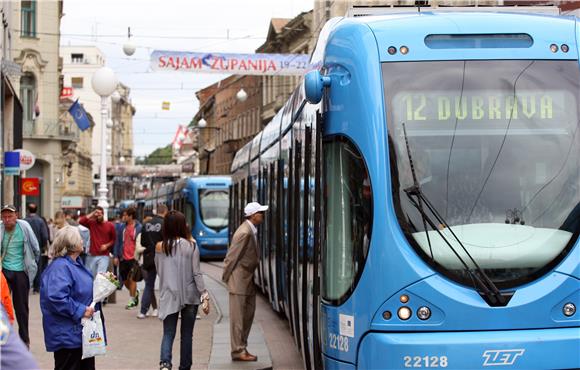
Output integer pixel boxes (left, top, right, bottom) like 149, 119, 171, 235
28, 262, 303, 370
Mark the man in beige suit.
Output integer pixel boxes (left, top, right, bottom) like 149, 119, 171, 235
222, 202, 268, 362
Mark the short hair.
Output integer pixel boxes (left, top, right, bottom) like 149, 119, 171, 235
157, 204, 168, 215
27, 203, 37, 213
95, 206, 104, 213
63, 210, 74, 218
51, 226, 83, 258
125, 207, 137, 219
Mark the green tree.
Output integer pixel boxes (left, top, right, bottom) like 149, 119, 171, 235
139, 145, 173, 165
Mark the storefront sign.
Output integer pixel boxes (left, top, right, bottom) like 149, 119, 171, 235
21, 178, 40, 196
60, 87, 74, 99
15, 149, 35, 170
4, 151, 19, 175
61, 196, 84, 209
150, 50, 310, 76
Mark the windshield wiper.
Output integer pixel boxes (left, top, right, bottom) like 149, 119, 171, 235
401, 122, 507, 307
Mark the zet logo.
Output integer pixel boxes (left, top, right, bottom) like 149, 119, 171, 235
482, 349, 525, 366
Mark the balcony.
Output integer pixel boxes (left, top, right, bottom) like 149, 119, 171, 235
23, 120, 80, 142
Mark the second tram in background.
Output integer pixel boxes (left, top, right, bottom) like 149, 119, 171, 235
230, 5, 580, 370
145, 176, 231, 259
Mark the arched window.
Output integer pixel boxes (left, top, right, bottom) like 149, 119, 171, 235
20, 73, 36, 123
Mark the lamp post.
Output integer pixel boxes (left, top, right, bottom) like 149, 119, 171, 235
91, 67, 118, 219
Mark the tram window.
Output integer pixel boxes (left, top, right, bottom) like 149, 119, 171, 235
323, 137, 372, 304
185, 202, 195, 232
199, 189, 229, 230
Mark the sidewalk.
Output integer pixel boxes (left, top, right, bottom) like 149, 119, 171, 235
26, 262, 301, 369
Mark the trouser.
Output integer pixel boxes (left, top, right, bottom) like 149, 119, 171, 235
140, 268, 157, 315
3, 269, 30, 344
85, 255, 109, 278
54, 347, 95, 370
229, 293, 256, 356
160, 304, 198, 370
33, 255, 48, 292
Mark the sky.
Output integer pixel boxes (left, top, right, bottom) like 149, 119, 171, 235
60, 0, 314, 158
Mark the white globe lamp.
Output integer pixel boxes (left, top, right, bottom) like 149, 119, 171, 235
236, 88, 248, 102
198, 117, 207, 128
91, 67, 118, 97
123, 40, 136, 56
111, 90, 121, 103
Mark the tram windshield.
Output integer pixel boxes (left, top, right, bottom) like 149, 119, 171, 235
383, 60, 580, 288
198, 189, 229, 230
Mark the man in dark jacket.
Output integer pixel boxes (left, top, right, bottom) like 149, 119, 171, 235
23, 203, 48, 293
137, 204, 167, 319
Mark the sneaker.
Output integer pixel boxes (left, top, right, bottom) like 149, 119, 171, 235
150, 308, 158, 317
136, 313, 146, 319
125, 298, 138, 310
159, 361, 172, 370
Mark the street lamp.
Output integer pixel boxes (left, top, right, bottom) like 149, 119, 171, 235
236, 87, 248, 102
91, 67, 118, 219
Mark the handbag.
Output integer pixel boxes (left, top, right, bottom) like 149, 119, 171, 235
129, 262, 143, 282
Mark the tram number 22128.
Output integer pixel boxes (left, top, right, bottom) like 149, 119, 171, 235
328, 333, 349, 352
403, 355, 449, 368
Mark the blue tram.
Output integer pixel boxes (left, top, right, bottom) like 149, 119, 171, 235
229, 6, 580, 370
146, 176, 231, 259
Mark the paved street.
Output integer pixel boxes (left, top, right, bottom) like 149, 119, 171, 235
26, 262, 302, 370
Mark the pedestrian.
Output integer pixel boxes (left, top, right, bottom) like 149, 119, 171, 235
155, 210, 209, 370
79, 206, 116, 277
113, 207, 142, 310
48, 211, 67, 259
0, 204, 40, 346
222, 202, 267, 362
40, 225, 99, 370
23, 203, 49, 293
64, 210, 91, 264
1, 270, 15, 324
138, 205, 168, 319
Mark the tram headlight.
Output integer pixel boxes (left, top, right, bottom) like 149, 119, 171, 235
400, 46, 409, 55
387, 46, 397, 55
400, 294, 409, 303
198, 230, 205, 237
382, 310, 392, 320
417, 306, 431, 320
561, 44, 569, 53
563, 302, 576, 317
550, 44, 559, 53
397, 306, 412, 320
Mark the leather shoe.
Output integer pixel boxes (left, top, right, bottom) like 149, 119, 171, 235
232, 352, 258, 362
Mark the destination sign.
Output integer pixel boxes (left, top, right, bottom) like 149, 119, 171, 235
392, 90, 572, 124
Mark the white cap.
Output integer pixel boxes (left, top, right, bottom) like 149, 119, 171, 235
244, 202, 268, 217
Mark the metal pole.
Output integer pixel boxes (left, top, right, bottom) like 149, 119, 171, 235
97, 96, 109, 220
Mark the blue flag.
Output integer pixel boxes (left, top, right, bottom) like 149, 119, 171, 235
68, 99, 90, 131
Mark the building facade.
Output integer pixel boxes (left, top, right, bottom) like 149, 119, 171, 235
193, 11, 313, 175
0, 2, 23, 208
195, 75, 261, 175
257, 12, 312, 125
59, 97, 94, 213
12, 0, 65, 218
110, 82, 135, 167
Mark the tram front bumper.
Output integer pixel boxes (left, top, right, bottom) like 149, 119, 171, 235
358, 327, 580, 369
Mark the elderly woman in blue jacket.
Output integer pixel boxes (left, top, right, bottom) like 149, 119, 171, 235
40, 225, 98, 370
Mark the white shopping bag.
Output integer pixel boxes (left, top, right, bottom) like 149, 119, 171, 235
81, 310, 106, 359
